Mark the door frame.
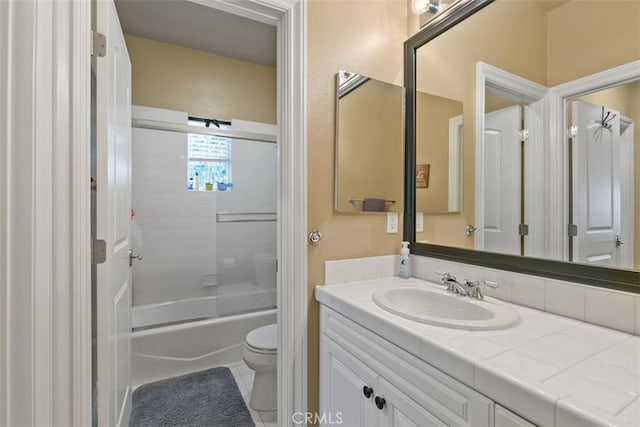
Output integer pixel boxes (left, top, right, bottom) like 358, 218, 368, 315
549, 59, 640, 261
0, 0, 306, 425
448, 115, 463, 212
1, 1, 93, 425
619, 116, 635, 268
474, 62, 547, 251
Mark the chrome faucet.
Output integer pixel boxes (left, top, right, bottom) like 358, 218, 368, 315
461, 279, 499, 300
435, 271, 468, 296
435, 271, 500, 299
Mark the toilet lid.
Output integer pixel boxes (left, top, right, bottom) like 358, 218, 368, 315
246, 324, 277, 351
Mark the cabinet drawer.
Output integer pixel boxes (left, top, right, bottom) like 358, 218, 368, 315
321, 306, 492, 427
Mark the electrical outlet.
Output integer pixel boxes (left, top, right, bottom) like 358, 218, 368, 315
386, 212, 398, 233
416, 212, 424, 232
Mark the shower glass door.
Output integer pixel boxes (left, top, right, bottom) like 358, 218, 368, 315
214, 137, 277, 317
130, 106, 277, 329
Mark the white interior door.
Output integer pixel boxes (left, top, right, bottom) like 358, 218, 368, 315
95, 1, 133, 426
572, 100, 621, 266
479, 105, 521, 255
619, 118, 635, 268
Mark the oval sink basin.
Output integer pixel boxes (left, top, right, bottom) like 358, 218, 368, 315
373, 286, 520, 330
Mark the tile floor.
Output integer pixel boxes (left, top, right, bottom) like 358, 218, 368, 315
225, 361, 277, 427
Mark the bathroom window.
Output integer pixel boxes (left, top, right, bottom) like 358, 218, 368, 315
187, 120, 232, 191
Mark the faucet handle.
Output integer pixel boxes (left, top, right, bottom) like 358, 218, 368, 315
481, 280, 499, 289
435, 271, 456, 280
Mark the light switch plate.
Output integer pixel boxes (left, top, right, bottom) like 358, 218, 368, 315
386, 212, 398, 233
416, 212, 424, 232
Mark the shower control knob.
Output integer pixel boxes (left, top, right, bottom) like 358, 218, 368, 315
363, 385, 373, 398
308, 230, 323, 246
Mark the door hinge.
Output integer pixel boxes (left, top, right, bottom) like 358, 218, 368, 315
91, 31, 106, 57
92, 239, 107, 264
568, 125, 578, 139
518, 224, 529, 236
568, 224, 578, 237
276, 259, 278, 273
519, 129, 529, 142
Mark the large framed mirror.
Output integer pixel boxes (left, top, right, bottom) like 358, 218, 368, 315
404, 0, 640, 292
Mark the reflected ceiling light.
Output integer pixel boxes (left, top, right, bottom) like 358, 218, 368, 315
411, 0, 447, 15
411, 0, 429, 14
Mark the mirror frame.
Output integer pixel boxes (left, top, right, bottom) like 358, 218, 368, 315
403, 0, 640, 293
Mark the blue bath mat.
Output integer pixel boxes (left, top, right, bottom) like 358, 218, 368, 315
130, 367, 255, 427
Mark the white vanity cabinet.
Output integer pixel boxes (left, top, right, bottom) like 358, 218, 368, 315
321, 337, 379, 426
494, 405, 536, 427
320, 306, 494, 427
322, 336, 445, 426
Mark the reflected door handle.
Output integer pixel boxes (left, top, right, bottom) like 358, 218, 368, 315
129, 248, 143, 267
615, 235, 626, 247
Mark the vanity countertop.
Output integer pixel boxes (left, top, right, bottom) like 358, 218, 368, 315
315, 277, 640, 427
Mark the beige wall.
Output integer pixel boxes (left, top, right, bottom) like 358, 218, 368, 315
124, 35, 276, 123
415, 91, 463, 221
546, 0, 640, 86
336, 78, 404, 212
414, 0, 548, 248
307, 0, 408, 415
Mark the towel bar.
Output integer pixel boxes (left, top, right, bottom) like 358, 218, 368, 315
349, 198, 396, 204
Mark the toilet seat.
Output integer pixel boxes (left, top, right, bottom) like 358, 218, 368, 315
245, 324, 277, 352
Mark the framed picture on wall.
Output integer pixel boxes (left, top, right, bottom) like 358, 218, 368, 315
416, 164, 430, 188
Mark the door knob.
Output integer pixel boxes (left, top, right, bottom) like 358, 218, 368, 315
128, 248, 143, 267
362, 385, 373, 398
308, 230, 323, 246
375, 396, 386, 410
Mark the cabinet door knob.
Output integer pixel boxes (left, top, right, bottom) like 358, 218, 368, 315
362, 385, 373, 398
375, 396, 386, 410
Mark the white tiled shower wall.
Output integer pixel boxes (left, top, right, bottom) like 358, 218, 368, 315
131, 106, 276, 306
324, 255, 640, 335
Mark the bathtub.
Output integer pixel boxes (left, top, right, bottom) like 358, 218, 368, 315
132, 306, 276, 386
132, 286, 276, 329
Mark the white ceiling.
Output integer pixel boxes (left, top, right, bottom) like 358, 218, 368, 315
114, 0, 277, 67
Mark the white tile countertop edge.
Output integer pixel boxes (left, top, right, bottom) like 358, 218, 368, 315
315, 277, 640, 427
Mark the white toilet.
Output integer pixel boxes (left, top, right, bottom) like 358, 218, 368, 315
243, 323, 277, 411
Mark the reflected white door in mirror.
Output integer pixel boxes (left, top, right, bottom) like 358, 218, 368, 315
475, 60, 639, 270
